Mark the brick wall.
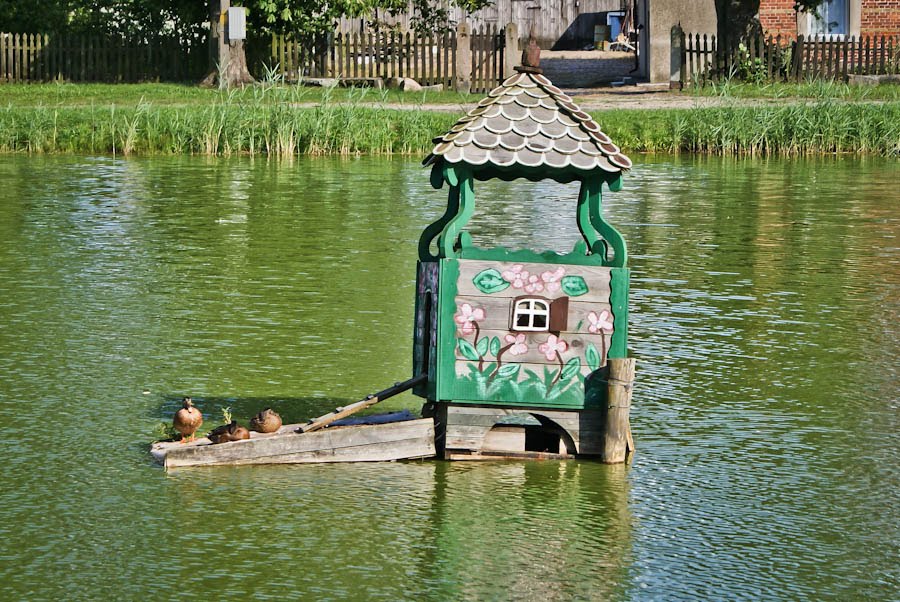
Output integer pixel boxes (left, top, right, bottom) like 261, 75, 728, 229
861, 0, 900, 37
759, 0, 797, 38
758, 0, 900, 38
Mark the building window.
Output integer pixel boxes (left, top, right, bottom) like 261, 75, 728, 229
512, 298, 550, 332
810, 0, 848, 35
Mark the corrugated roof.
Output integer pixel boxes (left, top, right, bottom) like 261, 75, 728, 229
423, 71, 632, 175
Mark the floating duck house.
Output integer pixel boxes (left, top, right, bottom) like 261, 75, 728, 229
414, 53, 634, 460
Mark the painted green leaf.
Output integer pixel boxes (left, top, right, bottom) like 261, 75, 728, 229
497, 364, 520, 379
586, 343, 601, 372
458, 338, 479, 361
472, 268, 510, 294
559, 357, 582, 382
561, 275, 589, 297
489, 336, 501, 357
476, 337, 489, 357
543, 366, 554, 389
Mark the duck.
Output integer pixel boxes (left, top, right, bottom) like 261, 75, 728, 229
173, 397, 203, 444
207, 420, 251, 444
250, 408, 282, 434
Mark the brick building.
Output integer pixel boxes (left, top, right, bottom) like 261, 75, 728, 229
759, 0, 900, 39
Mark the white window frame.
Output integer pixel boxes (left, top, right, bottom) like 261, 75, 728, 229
511, 298, 550, 332
799, 0, 861, 39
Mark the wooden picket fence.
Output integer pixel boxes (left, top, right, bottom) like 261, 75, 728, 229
267, 25, 506, 93
680, 31, 900, 85
0, 32, 205, 83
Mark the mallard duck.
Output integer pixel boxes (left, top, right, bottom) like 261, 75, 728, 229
207, 420, 250, 444
173, 397, 203, 443
250, 408, 282, 433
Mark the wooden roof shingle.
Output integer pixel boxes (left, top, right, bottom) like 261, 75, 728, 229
424, 71, 632, 178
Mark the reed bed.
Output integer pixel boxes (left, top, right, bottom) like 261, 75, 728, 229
0, 93, 896, 157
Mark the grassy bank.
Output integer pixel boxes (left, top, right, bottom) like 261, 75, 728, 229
687, 79, 900, 102
0, 82, 477, 108
0, 85, 897, 156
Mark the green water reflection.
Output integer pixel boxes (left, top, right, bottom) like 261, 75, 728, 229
0, 154, 896, 600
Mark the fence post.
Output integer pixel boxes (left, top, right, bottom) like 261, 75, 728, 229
503, 22, 518, 78
671, 23, 684, 89
455, 21, 471, 94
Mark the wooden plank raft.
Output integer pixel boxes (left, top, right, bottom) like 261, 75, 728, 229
152, 375, 433, 469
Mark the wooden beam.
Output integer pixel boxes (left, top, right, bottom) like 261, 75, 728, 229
601, 357, 635, 463
295, 374, 426, 434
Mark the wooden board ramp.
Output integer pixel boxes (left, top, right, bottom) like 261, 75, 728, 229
152, 374, 432, 469
296, 374, 427, 433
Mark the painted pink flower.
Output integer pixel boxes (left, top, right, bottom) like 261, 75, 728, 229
541, 267, 566, 293
454, 303, 485, 335
524, 273, 544, 293
504, 333, 528, 355
588, 310, 614, 334
501, 264, 530, 289
538, 334, 568, 361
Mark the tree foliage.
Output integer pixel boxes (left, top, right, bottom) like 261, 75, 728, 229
714, 0, 827, 43
0, 0, 491, 39
0, 0, 206, 43
242, 0, 491, 36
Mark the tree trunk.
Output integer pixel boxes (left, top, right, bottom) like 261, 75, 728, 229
222, 39, 255, 87
201, 0, 254, 88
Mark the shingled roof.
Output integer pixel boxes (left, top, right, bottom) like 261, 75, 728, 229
423, 71, 632, 178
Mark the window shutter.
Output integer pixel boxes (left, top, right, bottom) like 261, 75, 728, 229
549, 297, 569, 332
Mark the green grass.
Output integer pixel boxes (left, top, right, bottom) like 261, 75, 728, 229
686, 78, 900, 102
598, 103, 900, 156
0, 81, 479, 108
0, 83, 897, 156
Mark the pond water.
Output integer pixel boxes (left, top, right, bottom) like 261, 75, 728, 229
0, 154, 896, 600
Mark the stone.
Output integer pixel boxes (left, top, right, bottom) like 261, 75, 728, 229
847, 74, 900, 86
401, 78, 423, 92
300, 77, 339, 88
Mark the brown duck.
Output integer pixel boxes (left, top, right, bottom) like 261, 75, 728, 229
173, 397, 203, 443
250, 408, 282, 434
207, 420, 250, 444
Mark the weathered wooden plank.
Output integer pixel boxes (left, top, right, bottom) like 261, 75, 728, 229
452, 295, 613, 332
444, 403, 601, 424
1, 33, 7, 82
453, 327, 610, 366
224, 436, 436, 466
155, 418, 435, 467
297, 374, 426, 433
482, 425, 525, 451
456, 260, 611, 301
446, 423, 493, 438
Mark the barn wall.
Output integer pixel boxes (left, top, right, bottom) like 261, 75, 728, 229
339, 0, 625, 49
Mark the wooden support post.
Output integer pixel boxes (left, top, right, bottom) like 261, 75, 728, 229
455, 21, 471, 94
503, 22, 518, 79
601, 357, 635, 463
671, 24, 684, 90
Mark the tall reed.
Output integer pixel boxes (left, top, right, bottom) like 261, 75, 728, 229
0, 93, 896, 157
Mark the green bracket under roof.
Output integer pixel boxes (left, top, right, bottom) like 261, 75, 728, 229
419, 163, 627, 267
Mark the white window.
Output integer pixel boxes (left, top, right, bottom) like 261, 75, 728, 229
512, 298, 550, 332
809, 0, 850, 36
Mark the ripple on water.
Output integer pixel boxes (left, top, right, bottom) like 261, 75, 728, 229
0, 155, 897, 601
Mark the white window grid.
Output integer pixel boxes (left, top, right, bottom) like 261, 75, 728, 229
512, 298, 550, 332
